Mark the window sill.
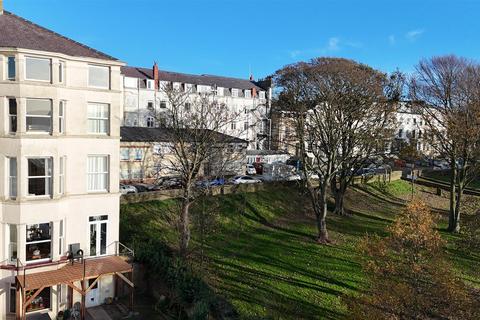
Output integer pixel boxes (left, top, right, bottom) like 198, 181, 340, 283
87, 190, 110, 194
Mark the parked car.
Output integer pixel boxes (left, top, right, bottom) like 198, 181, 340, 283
120, 184, 137, 195
246, 164, 257, 175
131, 183, 150, 193
230, 175, 262, 184
196, 178, 226, 188
354, 168, 375, 178
157, 177, 183, 189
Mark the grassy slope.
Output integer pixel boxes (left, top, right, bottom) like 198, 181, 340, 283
422, 169, 480, 190
121, 180, 480, 320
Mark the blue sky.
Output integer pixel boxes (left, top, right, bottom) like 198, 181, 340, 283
6, 0, 480, 79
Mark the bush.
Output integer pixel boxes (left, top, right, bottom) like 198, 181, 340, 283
347, 201, 480, 319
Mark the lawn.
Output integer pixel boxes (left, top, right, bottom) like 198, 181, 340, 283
121, 180, 480, 319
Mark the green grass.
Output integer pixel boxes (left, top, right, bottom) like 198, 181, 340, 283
368, 179, 413, 198
121, 183, 480, 320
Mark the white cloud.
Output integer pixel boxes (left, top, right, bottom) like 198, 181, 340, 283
288, 36, 362, 60
327, 37, 340, 51
388, 34, 396, 45
405, 29, 425, 41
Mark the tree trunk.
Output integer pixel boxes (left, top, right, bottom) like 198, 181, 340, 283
453, 181, 464, 233
333, 178, 348, 216
179, 198, 191, 256
448, 158, 458, 232
314, 187, 330, 244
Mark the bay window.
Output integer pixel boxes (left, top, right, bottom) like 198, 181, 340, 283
26, 223, 52, 262
7, 56, 16, 80
59, 61, 65, 83
8, 157, 17, 199
59, 156, 66, 195
87, 156, 109, 192
88, 65, 110, 88
25, 57, 51, 82
27, 158, 52, 196
8, 224, 17, 262
87, 103, 109, 134
59, 100, 65, 134
26, 99, 52, 133
8, 98, 17, 133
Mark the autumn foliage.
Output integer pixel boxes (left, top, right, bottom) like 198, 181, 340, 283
347, 201, 479, 319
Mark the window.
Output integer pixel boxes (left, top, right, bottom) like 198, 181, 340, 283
184, 102, 191, 112
25, 57, 51, 82
244, 90, 252, 98
173, 82, 181, 91
89, 215, 108, 257
413, 118, 417, 125
88, 65, 110, 88
59, 100, 65, 134
244, 121, 249, 131
231, 88, 239, 97
87, 156, 109, 192
134, 149, 143, 160
26, 223, 52, 262
28, 158, 52, 196
7, 57, 15, 80
8, 225, 17, 263
120, 148, 130, 160
87, 103, 109, 134
146, 116, 155, 128
160, 100, 167, 109
184, 83, 193, 92
259, 91, 266, 99
26, 287, 51, 312
147, 101, 154, 111
8, 157, 17, 199
231, 122, 237, 130
146, 79, 155, 90
26, 99, 52, 133
412, 130, 416, 139
59, 156, 65, 195
419, 130, 422, 138
58, 61, 65, 83
398, 129, 403, 138
217, 87, 224, 96
8, 98, 17, 133
58, 220, 64, 256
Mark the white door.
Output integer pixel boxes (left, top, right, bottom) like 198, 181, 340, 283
85, 278, 100, 308
89, 216, 108, 257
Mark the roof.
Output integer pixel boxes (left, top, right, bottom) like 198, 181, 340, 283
121, 126, 247, 144
122, 66, 263, 91
17, 256, 131, 290
246, 150, 291, 156
0, 11, 118, 61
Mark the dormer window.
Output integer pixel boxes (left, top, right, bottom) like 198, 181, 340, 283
217, 87, 224, 96
259, 91, 266, 99
173, 82, 181, 91
231, 89, 239, 97
146, 80, 155, 90
244, 90, 252, 99
184, 83, 193, 93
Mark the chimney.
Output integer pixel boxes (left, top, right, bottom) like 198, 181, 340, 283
249, 74, 254, 81
153, 62, 159, 90
0, 0, 4, 15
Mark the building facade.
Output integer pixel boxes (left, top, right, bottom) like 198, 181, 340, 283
121, 65, 272, 150
0, 9, 132, 319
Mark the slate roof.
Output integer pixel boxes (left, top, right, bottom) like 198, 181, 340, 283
121, 126, 247, 144
0, 11, 118, 61
122, 66, 263, 91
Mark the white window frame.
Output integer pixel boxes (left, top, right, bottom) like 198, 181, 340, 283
87, 155, 109, 193
89, 215, 108, 257
58, 220, 64, 256
231, 88, 239, 97
146, 116, 155, 128
217, 87, 224, 96
259, 91, 266, 100
26, 98, 52, 134
59, 100, 66, 134
8, 157, 17, 200
58, 61, 65, 84
159, 100, 167, 109
25, 56, 52, 82
25, 222, 52, 263
244, 90, 252, 99
134, 149, 143, 161
87, 103, 110, 135
8, 98, 17, 134
7, 224, 17, 264
146, 79, 154, 90
7, 56, 16, 81
27, 157, 53, 197
59, 156, 66, 195
88, 65, 110, 89
120, 148, 130, 161
231, 122, 237, 130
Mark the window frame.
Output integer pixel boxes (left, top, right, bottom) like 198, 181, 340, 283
59, 156, 66, 195
26, 98, 53, 134
25, 56, 52, 82
7, 56, 16, 81
87, 155, 109, 193
88, 65, 110, 89
25, 222, 52, 263
87, 103, 110, 135
27, 157, 53, 198
58, 61, 65, 84
231, 88, 239, 97
8, 157, 17, 200
59, 100, 66, 134
8, 98, 17, 134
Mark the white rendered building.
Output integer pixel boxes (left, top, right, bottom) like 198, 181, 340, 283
121, 65, 273, 150
0, 7, 133, 319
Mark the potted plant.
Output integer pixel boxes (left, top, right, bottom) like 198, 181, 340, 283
57, 310, 64, 320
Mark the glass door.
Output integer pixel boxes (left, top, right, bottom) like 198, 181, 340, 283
89, 216, 108, 257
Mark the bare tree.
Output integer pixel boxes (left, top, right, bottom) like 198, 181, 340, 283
153, 85, 244, 255
274, 58, 392, 241
410, 55, 480, 232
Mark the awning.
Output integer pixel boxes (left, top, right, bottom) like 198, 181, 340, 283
17, 256, 132, 291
